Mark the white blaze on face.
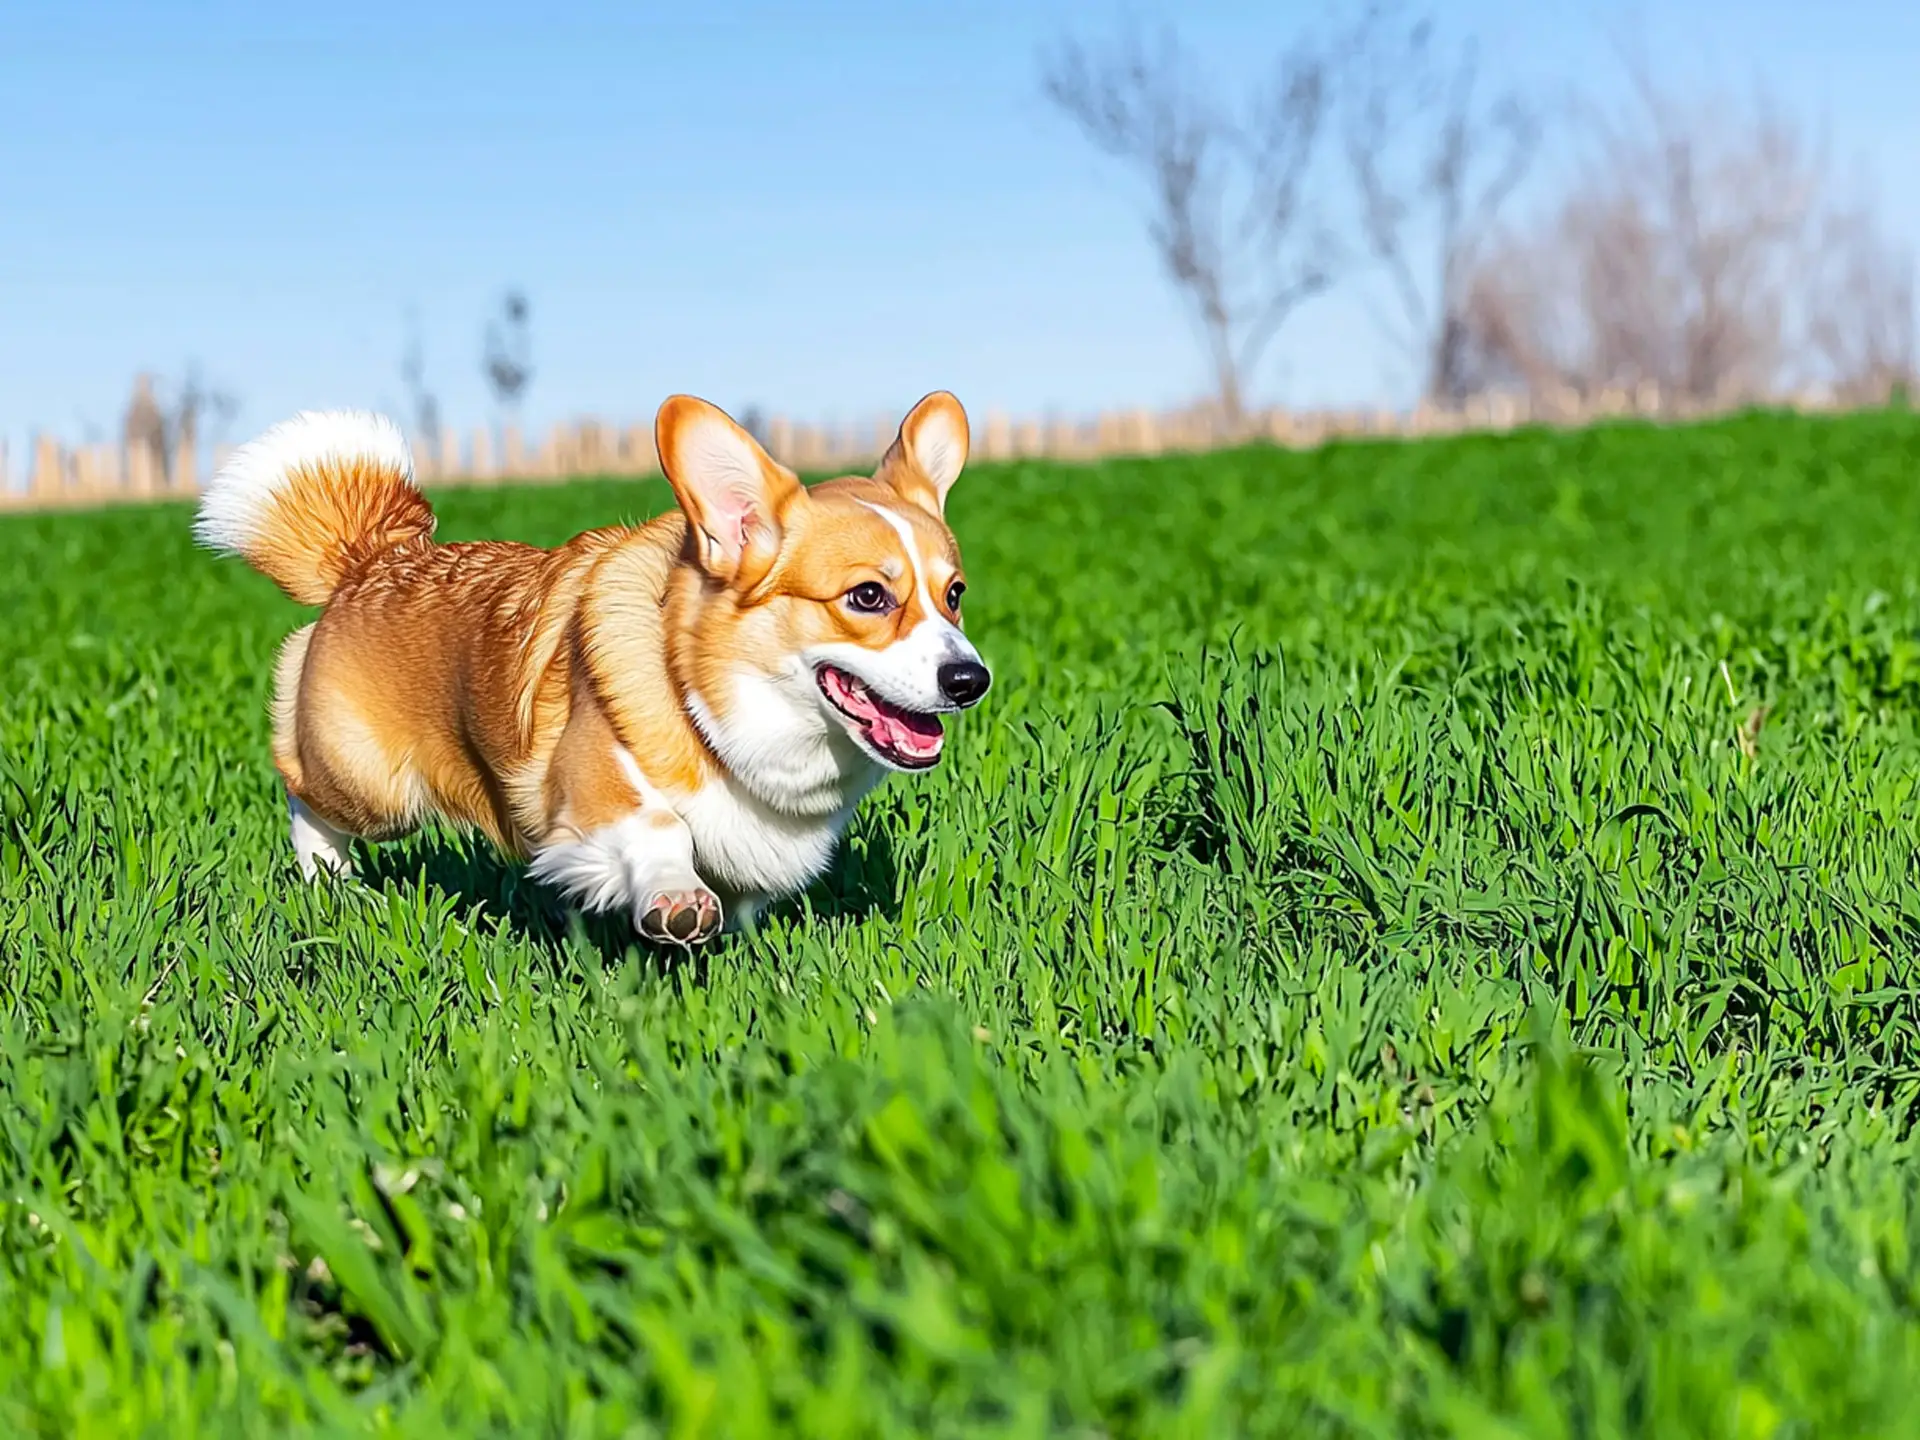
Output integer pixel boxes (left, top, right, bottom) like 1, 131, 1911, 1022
803, 500, 981, 714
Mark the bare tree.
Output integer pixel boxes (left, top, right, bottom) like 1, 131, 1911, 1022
1601, 74, 1821, 405
1805, 198, 1916, 404
1041, 22, 1337, 426
483, 290, 533, 420
1455, 50, 1913, 413
1340, 2, 1537, 404
150, 364, 238, 487
400, 308, 441, 447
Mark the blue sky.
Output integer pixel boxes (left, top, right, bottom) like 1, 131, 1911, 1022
2, 0, 1916, 471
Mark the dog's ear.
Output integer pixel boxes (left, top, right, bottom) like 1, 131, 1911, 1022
873, 391, 969, 516
655, 395, 802, 585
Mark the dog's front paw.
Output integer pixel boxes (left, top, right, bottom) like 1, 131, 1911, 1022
636, 884, 723, 946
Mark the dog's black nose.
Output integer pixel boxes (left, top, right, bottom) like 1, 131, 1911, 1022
937, 660, 991, 708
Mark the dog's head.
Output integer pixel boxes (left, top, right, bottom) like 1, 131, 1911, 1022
657, 391, 989, 809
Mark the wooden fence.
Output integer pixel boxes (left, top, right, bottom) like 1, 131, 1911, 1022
0, 381, 1885, 515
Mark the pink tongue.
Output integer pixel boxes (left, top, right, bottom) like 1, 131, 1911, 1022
824, 668, 942, 756
871, 709, 943, 757
824, 667, 881, 720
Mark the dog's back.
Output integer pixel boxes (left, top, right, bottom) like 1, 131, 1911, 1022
194, 412, 643, 864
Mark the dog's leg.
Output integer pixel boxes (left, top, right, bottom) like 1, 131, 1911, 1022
533, 697, 723, 945
529, 803, 722, 945
618, 817, 722, 948
289, 790, 353, 879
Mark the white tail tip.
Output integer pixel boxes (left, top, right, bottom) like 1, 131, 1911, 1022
192, 409, 415, 556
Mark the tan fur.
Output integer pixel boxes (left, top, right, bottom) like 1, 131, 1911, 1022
215, 390, 988, 940
275, 531, 629, 851
268, 625, 314, 786
248, 456, 436, 608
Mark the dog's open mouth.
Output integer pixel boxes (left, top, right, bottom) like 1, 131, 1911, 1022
816, 664, 944, 769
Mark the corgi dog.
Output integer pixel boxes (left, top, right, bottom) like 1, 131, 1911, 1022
192, 391, 990, 944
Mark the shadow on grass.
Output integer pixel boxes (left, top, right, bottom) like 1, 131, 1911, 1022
354, 818, 903, 973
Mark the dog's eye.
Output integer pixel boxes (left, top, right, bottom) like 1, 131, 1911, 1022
847, 582, 892, 613
946, 580, 965, 613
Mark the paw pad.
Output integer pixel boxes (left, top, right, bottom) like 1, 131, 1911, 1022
638, 887, 723, 946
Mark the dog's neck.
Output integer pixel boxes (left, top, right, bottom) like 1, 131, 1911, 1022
679, 661, 884, 820
646, 542, 884, 821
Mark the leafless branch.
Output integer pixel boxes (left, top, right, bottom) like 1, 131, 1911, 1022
1042, 22, 1336, 424
135, 363, 238, 485
1339, 1, 1539, 404
483, 290, 533, 415
1455, 48, 1912, 412
1806, 199, 1916, 404
401, 307, 441, 445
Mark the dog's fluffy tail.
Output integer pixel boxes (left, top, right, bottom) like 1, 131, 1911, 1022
192, 410, 436, 606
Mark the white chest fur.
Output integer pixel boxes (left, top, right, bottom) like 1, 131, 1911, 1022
673, 668, 884, 904
677, 778, 857, 903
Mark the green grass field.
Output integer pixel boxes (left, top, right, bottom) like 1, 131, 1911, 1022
9, 411, 1920, 1436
